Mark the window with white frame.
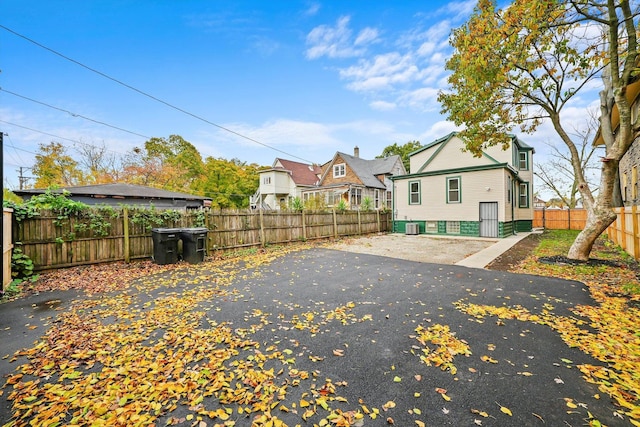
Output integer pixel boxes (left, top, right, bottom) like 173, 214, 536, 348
447, 176, 461, 203
350, 187, 362, 206
409, 181, 420, 204
519, 182, 530, 208
506, 176, 512, 204
263, 176, 271, 185
374, 190, 380, 209
333, 163, 346, 178
519, 152, 528, 170
327, 191, 342, 206
386, 191, 392, 208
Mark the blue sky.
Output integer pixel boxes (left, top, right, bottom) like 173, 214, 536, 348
1, 1, 600, 194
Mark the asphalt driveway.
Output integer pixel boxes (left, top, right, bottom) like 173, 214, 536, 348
0, 247, 620, 426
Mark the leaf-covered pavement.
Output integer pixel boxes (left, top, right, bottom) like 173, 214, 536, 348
0, 240, 636, 426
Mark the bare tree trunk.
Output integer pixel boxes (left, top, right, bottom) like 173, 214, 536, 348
567, 158, 619, 260
567, 205, 617, 260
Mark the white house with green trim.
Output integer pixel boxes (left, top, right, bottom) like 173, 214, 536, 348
391, 132, 534, 238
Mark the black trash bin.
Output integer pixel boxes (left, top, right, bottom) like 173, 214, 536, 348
151, 228, 182, 265
180, 227, 208, 264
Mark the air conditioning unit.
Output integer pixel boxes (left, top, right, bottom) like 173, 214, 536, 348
405, 223, 419, 235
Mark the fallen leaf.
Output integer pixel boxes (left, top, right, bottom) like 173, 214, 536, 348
496, 402, 512, 416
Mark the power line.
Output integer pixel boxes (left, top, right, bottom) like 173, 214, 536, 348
0, 121, 258, 198
0, 120, 129, 157
0, 87, 151, 139
1, 24, 314, 164
4, 133, 29, 163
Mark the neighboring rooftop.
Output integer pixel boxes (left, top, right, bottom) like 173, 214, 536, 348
272, 158, 322, 186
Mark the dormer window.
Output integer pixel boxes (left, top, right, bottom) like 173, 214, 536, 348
333, 163, 346, 178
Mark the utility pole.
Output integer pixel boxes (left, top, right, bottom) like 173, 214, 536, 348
17, 166, 32, 190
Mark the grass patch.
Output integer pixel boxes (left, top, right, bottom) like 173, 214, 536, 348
533, 229, 580, 257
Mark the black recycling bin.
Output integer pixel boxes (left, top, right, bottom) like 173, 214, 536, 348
151, 228, 181, 265
180, 227, 208, 264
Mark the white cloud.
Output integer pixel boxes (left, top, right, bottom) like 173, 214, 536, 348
340, 52, 420, 92
219, 119, 339, 148
305, 16, 378, 59
433, 0, 477, 21
355, 27, 380, 46
398, 87, 441, 111
370, 100, 397, 111
420, 120, 462, 143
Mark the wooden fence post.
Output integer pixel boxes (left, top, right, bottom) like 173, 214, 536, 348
123, 208, 130, 263
620, 206, 627, 250
357, 209, 362, 235
259, 209, 265, 247
333, 209, 338, 238
377, 209, 380, 233
302, 210, 306, 240
632, 205, 639, 260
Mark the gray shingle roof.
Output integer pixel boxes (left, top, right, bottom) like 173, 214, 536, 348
337, 152, 402, 189
15, 183, 210, 200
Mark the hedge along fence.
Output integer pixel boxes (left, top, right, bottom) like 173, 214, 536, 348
12, 208, 392, 271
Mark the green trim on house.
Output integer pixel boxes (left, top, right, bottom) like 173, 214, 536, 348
446, 175, 462, 203
416, 136, 452, 173
394, 220, 425, 234
393, 219, 525, 238
391, 162, 511, 181
408, 132, 456, 157
480, 150, 502, 164
460, 221, 479, 236
409, 180, 421, 205
516, 220, 533, 232
499, 222, 513, 238
519, 182, 530, 208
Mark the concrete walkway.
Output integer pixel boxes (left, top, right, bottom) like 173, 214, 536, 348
455, 230, 541, 268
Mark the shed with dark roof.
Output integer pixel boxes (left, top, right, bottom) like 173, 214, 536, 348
14, 183, 211, 210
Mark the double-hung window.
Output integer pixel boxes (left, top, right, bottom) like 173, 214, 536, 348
447, 177, 461, 203
350, 187, 362, 206
519, 152, 528, 170
519, 182, 530, 208
333, 163, 346, 178
409, 181, 421, 205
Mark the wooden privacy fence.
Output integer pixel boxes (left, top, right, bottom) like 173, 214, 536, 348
534, 208, 587, 230
606, 206, 640, 260
12, 209, 391, 271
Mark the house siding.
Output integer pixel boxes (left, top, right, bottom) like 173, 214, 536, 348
619, 137, 640, 206
393, 134, 534, 238
394, 169, 507, 222
394, 219, 522, 237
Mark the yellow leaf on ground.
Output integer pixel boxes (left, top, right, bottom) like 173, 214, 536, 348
496, 402, 512, 416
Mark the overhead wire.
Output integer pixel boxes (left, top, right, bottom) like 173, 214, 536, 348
0, 24, 314, 164
0, 120, 257, 199
1, 120, 103, 148
0, 88, 152, 140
